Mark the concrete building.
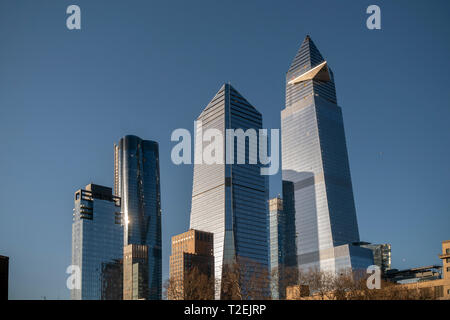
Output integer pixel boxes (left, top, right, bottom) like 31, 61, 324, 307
169, 229, 214, 299
286, 241, 450, 300
395, 240, 450, 299
286, 284, 310, 300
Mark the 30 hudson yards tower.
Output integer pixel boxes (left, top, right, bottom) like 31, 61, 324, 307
281, 36, 373, 274
114, 135, 162, 299
190, 84, 269, 299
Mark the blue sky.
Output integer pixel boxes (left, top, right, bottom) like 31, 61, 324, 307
0, 0, 449, 299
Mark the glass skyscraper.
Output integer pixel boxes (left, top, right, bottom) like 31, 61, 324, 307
189, 83, 269, 299
71, 184, 123, 300
281, 36, 373, 274
114, 135, 162, 299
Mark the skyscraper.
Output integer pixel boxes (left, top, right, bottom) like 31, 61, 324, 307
71, 184, 123, 300
114, 135, 162, 299
281, 36, 373, 274
189, 83, 269, 299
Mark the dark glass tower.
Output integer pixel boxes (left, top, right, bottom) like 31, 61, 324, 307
114, 135, 162, 299
189, 84, 269, 299
281, 36, 373, 274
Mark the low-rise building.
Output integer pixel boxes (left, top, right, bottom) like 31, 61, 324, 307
396, 240, 450, 299
169, 229, 214, 299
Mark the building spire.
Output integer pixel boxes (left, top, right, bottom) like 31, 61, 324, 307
287, 35, 325, 76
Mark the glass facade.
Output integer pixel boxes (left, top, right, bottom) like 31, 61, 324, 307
356, 243, 392, 273
269, 197, 284, 299
71, 184, 123, 300
114, 135, 162, 299
190, 84, 269, 299
281, 36, 373, 274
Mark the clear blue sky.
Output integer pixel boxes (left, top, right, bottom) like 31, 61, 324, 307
0, 0, 449, 299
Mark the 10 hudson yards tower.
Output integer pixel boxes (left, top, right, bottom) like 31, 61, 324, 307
281, 36, 373, 274
189, 84, 269, 299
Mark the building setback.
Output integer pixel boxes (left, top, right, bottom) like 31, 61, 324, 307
281, 35, 373, 274
71, 184, 123, 300
115, 135, 162, 299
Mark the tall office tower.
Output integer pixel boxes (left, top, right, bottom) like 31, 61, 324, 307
123, 244, 149, 300
355, 242, 391, 273
169, 229, 214, 299
269, 197, 285, 299
190, 83, 269, 299
0, 255, 8, 300
281, 35, 373, 275
71, 184, 123, 300
114, 135, 162, 299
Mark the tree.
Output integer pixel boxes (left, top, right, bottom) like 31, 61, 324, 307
164, 266, 214, 300
183, 266, 215, 300
277, 267, 438, 300
164, 277, 183, 300
300, 267, 335, 300
221, 256, 271, 300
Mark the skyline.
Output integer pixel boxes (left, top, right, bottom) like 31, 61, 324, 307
0, 0, 449, 299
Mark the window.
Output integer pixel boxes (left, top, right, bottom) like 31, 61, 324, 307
435, 286, 444, 298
